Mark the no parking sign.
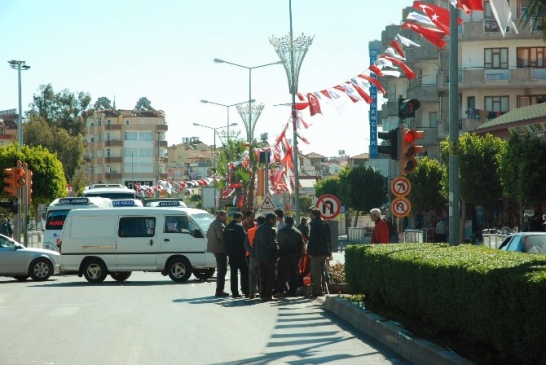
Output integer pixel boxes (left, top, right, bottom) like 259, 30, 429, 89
315, 194, 342, 220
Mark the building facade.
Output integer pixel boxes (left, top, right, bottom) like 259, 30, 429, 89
85, 109, 168, 188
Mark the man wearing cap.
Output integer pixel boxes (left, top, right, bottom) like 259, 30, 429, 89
276, 216, 305, 297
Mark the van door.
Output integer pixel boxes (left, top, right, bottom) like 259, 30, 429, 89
116, 216, 157, 270
161, 214, 205, 267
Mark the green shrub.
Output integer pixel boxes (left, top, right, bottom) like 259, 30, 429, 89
345, 243, 546, 365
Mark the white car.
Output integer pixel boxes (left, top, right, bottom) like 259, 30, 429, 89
0, 234, 61, 281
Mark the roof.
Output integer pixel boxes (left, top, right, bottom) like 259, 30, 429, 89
350, 153, 369, 159
475, 102, 546, 131
306, 152, 326, 159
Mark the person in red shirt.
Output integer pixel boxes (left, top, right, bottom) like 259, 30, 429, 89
370, 208, 390, 244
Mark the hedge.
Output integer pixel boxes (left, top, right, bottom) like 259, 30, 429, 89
345, 243, 546, 365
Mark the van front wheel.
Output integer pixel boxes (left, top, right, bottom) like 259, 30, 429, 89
167, 257, 192, 283
83, 259, 108, 283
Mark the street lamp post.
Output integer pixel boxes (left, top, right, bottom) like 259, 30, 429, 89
8, 60, 30, 243
270, 2, 313, 223
193, 122, 238, 210
214, 58, 282, 210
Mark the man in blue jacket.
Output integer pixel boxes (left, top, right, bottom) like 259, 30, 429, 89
224, 212, 249, 298
254, 213, 278, 302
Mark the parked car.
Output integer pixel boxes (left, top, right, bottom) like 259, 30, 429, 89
499, 232, 546, 254
0, 234, 61, 281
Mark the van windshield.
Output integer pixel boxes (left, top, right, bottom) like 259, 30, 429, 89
46, 210, 70, 230
191, 213, 215, 231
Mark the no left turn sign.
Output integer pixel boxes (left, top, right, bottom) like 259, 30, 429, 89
315, 194, 342, 220
391, 176, 411, 197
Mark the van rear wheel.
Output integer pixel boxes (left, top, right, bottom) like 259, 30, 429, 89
192, 268, 215, 281
167, 257, 192, 283
83, 258, 108, 283
110, 272, 132, 282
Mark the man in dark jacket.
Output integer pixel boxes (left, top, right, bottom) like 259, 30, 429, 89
276, 216, 304, 296
224, 212, 249, 298
254, 213, 278, 302
307, 208, 331, 297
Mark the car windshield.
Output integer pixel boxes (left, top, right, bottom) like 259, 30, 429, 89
523, 235, 546, 254
191, 213, 215, 231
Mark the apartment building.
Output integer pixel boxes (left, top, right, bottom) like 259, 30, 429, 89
85, 109, 168, 188
165, 137, 212, 183
377, 0, 546, 161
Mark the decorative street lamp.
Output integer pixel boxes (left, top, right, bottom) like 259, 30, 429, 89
200, 99, 252, 144
193, 122, 238, 210
270, 2, 313, 223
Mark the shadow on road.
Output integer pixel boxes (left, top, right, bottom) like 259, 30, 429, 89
27, 276, 212, 288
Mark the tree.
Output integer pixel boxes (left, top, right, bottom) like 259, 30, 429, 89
407, 157, 447, 214
24, 115, 86, 182
28, 84, 92, 137
315, 176, 342, 197
0, 143, 66, 206
339, 165, 387, 227
135, 97, 153, 111
500, 132, 546, 228
440, 132, 506, 242
94, 97, 113, 110
522, 1, 546, 40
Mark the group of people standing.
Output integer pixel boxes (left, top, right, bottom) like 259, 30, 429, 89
0, 218, 13, 238
206, 208, 332, 302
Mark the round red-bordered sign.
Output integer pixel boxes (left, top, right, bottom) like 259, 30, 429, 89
315, 194, 342, 220
390, 197, 411, 218
390, 176, 411, 197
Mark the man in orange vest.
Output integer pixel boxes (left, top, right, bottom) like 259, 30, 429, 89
244, 215, 265, 299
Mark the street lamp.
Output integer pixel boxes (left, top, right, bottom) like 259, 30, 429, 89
270, 2, 314, 223
193, 122, 238, 210
8, 59, 30, 243
214, 58, 283, 211
200, 99, 253, 145
8, 60, 30, 150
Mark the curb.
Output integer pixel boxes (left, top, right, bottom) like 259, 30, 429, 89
316, 295, 476, 365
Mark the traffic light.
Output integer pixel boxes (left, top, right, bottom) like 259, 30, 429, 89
400, 128, 425, 175
3, 168, 17, 197
398, 97, 421, 120
377, 127, 399, 160
15, 167, 26, 188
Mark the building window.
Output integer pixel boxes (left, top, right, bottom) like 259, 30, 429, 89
124, 148, 137, 157
517, 47, 546, 68
106, 149, 111, 157
106, 133, 111, 141
97, 118, 102, 126
485, 48, 508, 69
485, 96, 509, 113
125, 120, 130, 125
90, 136, 94, 143
517, 95, 546, 107
107, 119, 112, 125
429, 112, 438, 128
140, 148, 153, 157
140, 132, 153, 141
124, 132, 137, 141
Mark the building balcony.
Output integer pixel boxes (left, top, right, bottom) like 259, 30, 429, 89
105, 140, 122, 147
405, 43, 438, 64
407, 85, 438, 103
159, 140, 168, 147
459, 19, 542, 42
105, 173, 122, 179
105, 124, 122, 130
457, 68, 546, 90
105, 156, 122, 163
156, 124, 168, 131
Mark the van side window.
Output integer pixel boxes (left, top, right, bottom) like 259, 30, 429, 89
119, 217, 155, 237
188, 219, 199, 235
164, 216, 189, 233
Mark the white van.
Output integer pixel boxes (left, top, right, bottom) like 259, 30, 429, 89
44, 197, 113, 252
60, 207, 216, 283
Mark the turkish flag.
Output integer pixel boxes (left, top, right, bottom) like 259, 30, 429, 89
306, 92, 322, 116
402, 22, 447, 48
413, 1, 461, 34
390, 40, 405, 58
379, 56, 417, 80
459, 0, 484, 14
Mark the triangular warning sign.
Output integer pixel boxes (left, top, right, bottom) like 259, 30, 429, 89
260, 195, 276, 211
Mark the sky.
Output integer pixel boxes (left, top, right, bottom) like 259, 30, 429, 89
0, 0, 410, 158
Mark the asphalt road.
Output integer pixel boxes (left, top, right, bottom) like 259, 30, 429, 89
0, 272, 410, 365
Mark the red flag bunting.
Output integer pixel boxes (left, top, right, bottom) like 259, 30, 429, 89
402, 22, 447, 48
357, 73, 387, 94
459, 0, 484, 14
379, 55, 417, 80
413, 1, 461, 34
307, 93, 322, 116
